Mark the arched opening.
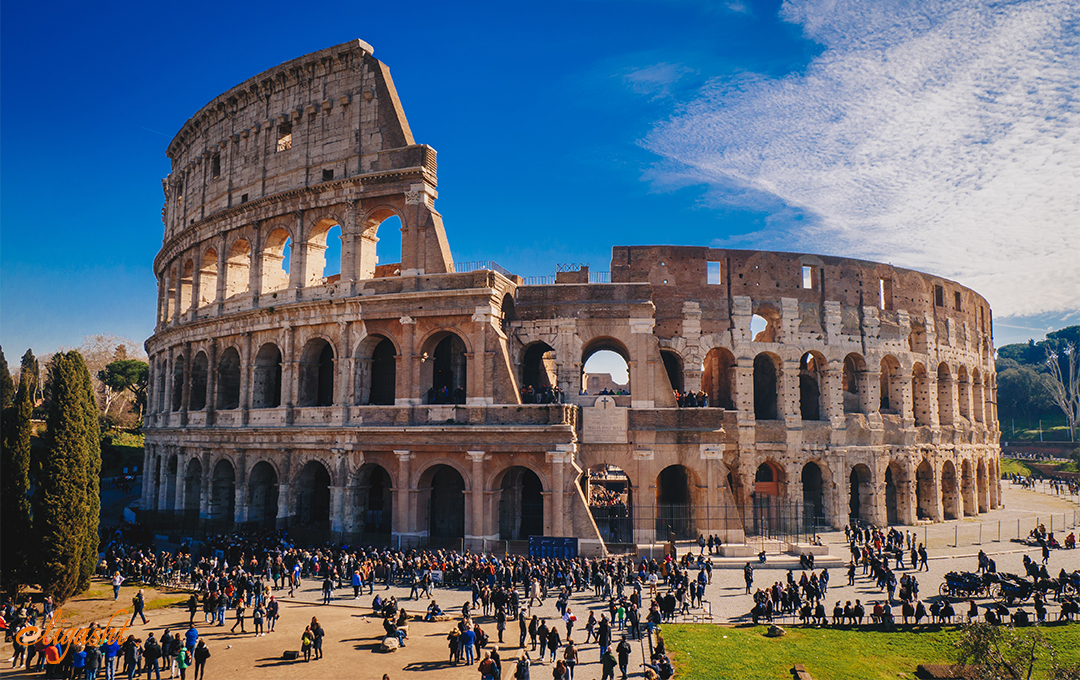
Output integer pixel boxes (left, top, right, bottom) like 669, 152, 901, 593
755, 461, 782, 496
702, 347, 736, 409
912, 363, 931, 426
885, 463, 900, 525
422, 332, 468, 404
957, 365, 971, 421
656, 465, 695, 540
521, 342, 557, 402
937, 363, 954, 425
209, 459, 236, 524
941, 460, 959, 520
171, 361, 184, 412
247, 462, 279, 530
199, 248, 218, 307
423, 464, 466, 539
849, 464, 873, 524
304, 220, 342, 286
972, 370, 985, 424
498, 466, 544, 540
373, 215, 402, 278
583, 464, 633, 544
189, 351, 208, 411
355, 464, 393, 539
156, 360, 167, 413
801, 462, 825, 528
252, 343, 283, 408
976, 459, 989, 512
224, 239, 250, 298
370, 338, 397, 405
751, 306, 780, 342
180, 259, 194, 313
293, 461, 331, 530
164, 456, 178, 512
798, 352, 824, 421
581, 339, 630, 395
501, 293, 516, 333
961, 459, 976, 517
753, 461, 785, 536
164, 269, 177, 322
879, 355, 902, 413
216, 347, 241, 410
153, 457, 162, 511
260, 227, 292, 294
184, 458, 202, 515
842, 354, 866, 414
915, 459, 936, 520
753, 354, 779, 420
661, 350, 684, 394
298, 338, 335, 407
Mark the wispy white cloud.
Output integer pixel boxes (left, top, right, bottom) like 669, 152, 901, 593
622, 62, 696, 100
726, 1, 751, 15
643, 0, 1080, 318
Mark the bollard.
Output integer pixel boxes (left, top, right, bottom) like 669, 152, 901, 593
979, 524, 982, 545
954, 525, 958, 548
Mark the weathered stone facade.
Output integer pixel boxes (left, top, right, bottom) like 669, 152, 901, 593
143, 41, 1001, 555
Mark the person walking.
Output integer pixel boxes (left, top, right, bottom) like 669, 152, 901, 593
616, 636, 632, 679
191, 641, 209, 680
252, 604, 264, 637
601, 647, 618, 680
129, 590, 149, 626
112, 573, 125, 601
266, 596, 279, 633
563, 641, 578, 680
230, 599, 246, 634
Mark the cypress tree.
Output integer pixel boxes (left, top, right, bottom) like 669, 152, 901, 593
20, 349, 41, 405
1, 372, 35, 595
35, 351, 100, 601
0, 347, 13, 410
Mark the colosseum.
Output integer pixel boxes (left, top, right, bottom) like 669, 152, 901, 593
141, 40, 1002, 556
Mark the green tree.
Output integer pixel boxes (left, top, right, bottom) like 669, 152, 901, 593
1, 371, 35, 595
0, 347, 14, 410
996, 363, 1055, 426
98, 359, 150, 421
20, 349, 42, 405
954, 621, 1078, 680
34, 351, 101, 601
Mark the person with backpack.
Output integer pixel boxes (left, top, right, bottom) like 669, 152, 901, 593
514, 653, 531, 680
301, 627, 313, 662
478, 651, 498, 680
175, 644, 190, 680
142, 633, 162, 680
85, 642, 101, 680
129, 591, 149, 626
191, 641, 209, 680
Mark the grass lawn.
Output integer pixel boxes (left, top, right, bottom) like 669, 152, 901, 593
664, 623, 1080, 680
1000, 457, 1035, 477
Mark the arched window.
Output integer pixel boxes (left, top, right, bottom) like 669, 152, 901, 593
355, 335, 397, 405
521, 342, 556, 402
751, 305, 780, 342
420, 464, 466, 538
210, 459, 236, 523
702, 347, 736, 409
498, 466, 544, 540
801, 462, 825, 526
180, 259, 195, 313
842, 354, 866, 414
656, 465, 695, 540
753, 354, 779, 420
941, 460, 959, 520
184, 458, 202, 515
294, 462, 332, 529
912, 363, 931, 426
849, 464, 872, 523
359, 211, 403, 279
581, 338, 631, 396
260, 227, 292, 294
216, 347, 241, 410
661, 350, 684, 394
915, 459, 936, 520
252, 343, 282, 408
189, 351, 208, 411
298, 338, 335, 407
583, 464, 633, 544
879, 355, 902, 413
199, 248, 218, 307
799, 352, 824, 421
171, 360, 184, 412
355, 464, 393, 538
937, 363, 953, 425
247, 462, 279, 529
304, 219, 342, 286
225, 239, 250, 298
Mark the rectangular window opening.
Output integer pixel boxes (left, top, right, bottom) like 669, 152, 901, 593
276, 123, 293, 152
879, 278, 893, 311
322, 169, 334, 182
706, 261, 722, 285
241, 193, 249, 204
211, 153, 221, 178
935, 285, 944, 307
954, 291, 962, 311
802, 265, 814, 289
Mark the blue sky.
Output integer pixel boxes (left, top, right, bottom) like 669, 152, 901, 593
1, 0, 1077, 359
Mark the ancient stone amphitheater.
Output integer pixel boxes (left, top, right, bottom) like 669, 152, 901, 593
142, 40, 1001, 555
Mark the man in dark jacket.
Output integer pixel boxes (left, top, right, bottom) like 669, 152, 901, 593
192, 640, 210, 680
143, 633, 162, 680
616, 637, 632, 679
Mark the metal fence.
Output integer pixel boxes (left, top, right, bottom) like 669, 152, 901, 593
451, 260, 513, 278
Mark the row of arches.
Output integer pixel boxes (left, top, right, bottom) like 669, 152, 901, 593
159, 211, 403, 325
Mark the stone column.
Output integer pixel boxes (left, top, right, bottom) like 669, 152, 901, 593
549, 451, 567, 537
330, 485, 346, 534
394, 450, 412, 535
206, 340, 218, 426
468, 451, 486, 539
180, 343, 192, 427
398, 316, 417, 405
215, 235, 227, 315
174, 450, 187, 514
276, 482, 291, 528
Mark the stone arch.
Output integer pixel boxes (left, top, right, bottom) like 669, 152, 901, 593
297, 336, 335, 407
753, 353, 781, 420
915, 458, 937, 520
912, 363, 932, 426
521, 342, 556, 397
660, 349, 684, 394
801, 461, 829, 527
199, 247, 218, 307
184, 457, 202, 514
976, 458, 989, 513
171, 358, 184, 412
702, 346, 736, 409
292, 460, 332, 528
179, 258, 195, 313
416, 462, 467, 539
754, 460, 786, 497
189, 351, 209, 411
359, 206, 406, 279
252, 342, 283, 408
209, 458, 236, 523
247, 460, 279, 529
583, 463, 634, 544
302, 216, 343, 287
971, 369, 985, 424
941, 459, 960, 520
842, 353, 867, 414
355, 333, 398, 405
879, 355, 903, 413
798, 351, 827, 421
960, 458, 977, 517
216, 346, 241, 409
937, 363, 954, 425
224, 238, 251, 298
354, 462, 394, 538
501, 293, 516, 333
420, 330, 469, 404
656, 464, 700, 540
884, 460, 909, 525
581, 336, 631, 394
848, 463, 874, 524
260, 226, 293, 294
495, 465, 545, 540
751, 303, 781, 343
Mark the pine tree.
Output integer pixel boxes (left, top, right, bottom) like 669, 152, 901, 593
0, 347, 14, 410
35, 351, 101, 601
20, 349, 41, 405
1, 371, 35, 595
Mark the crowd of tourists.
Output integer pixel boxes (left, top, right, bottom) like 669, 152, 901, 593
519, 384, 564, 404
672, 390, 709, 408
